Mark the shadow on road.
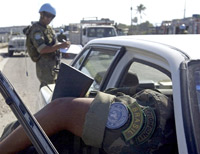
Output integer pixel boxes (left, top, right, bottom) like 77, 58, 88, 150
0, 52, 7, 58
0, 52, 26, 58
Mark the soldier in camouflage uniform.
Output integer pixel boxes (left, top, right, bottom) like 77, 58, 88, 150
0, 86, 178, 153
27, 3, 70, 88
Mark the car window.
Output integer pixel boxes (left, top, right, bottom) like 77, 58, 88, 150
130, 62, 170, 83
195, 71, 200, 108
121, 61, 172, 95
78, 48, 118, 91
88, 28, 116, 38
73, 48, 90, 69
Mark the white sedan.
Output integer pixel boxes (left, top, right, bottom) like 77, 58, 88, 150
41, 34, 200, 154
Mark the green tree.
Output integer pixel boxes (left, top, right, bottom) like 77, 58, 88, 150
136, 4, 146, 24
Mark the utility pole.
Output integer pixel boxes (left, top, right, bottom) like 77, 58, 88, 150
130, 0, 133, 34
131, 6, 133, 26
184, 0, 186, 18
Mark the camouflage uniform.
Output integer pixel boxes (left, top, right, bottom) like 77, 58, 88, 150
29, 22, 58, 87
82, 89, 177, 154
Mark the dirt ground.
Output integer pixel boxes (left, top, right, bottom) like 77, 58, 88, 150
0, 47, 42, 136
0, 49, 17, 136
0, 95, 17, 135
0, 47, 71, 137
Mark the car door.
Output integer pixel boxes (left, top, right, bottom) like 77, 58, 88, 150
180, 60, 200, 154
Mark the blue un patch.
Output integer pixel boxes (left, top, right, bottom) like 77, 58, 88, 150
34, 32, 42, 40
106, 102, 129, 129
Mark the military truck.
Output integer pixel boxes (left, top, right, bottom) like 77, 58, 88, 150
68, 18, 118, 46
8, 34, 26, 56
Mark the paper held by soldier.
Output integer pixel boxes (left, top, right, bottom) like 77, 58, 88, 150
60, 44, 82, 54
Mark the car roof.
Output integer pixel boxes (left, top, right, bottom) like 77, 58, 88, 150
88, 34, 200, 60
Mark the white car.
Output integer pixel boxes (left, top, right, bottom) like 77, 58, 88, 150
8, 35, 26, 56
41, 34, 200, 154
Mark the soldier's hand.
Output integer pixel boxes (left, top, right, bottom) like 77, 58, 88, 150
60, 40, 71, 48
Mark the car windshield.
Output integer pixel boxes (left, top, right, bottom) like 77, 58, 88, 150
195, 71, 200, 111
87, 28, 116, 37
181, 60, 200, 152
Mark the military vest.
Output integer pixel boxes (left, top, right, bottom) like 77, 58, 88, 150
23, 22, 56, 62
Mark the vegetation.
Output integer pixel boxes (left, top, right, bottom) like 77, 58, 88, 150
136, 4, 146, 24
116, 21, 155, 35
115, 4, 156, 35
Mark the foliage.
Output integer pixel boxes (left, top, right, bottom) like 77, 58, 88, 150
136, 4, 146, 24
115, 21, 155, 35
115, 4, 156, 35
129, 21, 155, 35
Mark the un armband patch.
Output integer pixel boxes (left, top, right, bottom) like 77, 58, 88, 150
34, 32, 42, 40
106, 102, 129, 129
122, 102, 144, 141
133, 107, 156, 145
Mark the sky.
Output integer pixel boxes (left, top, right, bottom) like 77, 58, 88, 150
1, 0, 200, 27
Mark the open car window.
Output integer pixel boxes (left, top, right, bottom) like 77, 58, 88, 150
120, 61, 172, 96
73, 46, 119, 91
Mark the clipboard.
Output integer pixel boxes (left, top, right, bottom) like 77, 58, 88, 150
52, 63, 94, 100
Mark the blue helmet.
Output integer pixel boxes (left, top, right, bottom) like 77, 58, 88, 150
60, 29, 64, 33
39, 3, 56, 16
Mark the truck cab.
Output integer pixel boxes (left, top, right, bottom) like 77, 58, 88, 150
82, 25, 117, 46
8, 34, 26, 57
68, 18, 118, 46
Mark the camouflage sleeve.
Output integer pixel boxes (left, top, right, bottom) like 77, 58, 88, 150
82, 92, 115, 148
82, 90, 177, 154
30, 27, 47, 53
102, 90, 177, 154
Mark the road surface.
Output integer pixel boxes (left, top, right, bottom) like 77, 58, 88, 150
0, 47, 71, 135
0, 47, 43, 135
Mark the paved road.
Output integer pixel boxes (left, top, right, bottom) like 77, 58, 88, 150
0, 48, 43, 135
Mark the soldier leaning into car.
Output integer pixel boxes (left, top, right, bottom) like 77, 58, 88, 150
0, 87, 178, 154
27, 3, 70, 89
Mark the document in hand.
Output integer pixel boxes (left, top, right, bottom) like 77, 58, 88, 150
52, 63, 94, 100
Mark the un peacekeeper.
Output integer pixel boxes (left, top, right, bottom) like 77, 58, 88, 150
0, 88, 177, 153
28, 3, 70, 88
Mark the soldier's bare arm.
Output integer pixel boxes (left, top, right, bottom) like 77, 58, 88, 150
0, 97, 93, 154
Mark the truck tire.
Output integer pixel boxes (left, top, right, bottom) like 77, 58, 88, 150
8, 46, 14, 57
